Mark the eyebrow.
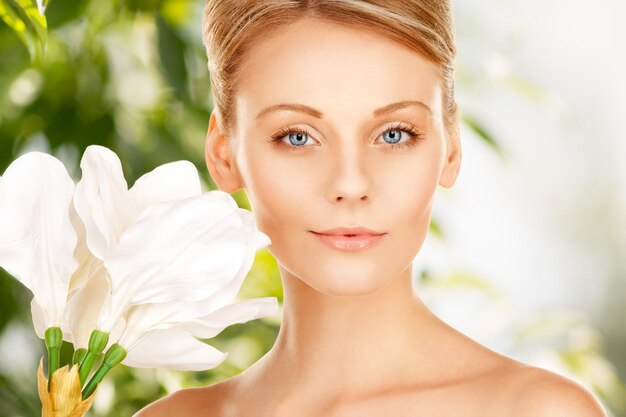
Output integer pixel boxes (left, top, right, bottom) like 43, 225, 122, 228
255, 100, 432, 120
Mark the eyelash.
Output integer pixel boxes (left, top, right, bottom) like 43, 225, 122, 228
268, 122, 425, 153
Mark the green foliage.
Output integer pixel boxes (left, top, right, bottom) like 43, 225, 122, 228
461, 112, 503, 156
0, 0, 47, 61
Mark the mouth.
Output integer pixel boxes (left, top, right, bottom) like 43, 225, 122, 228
309, 230, 387, 250
310, 227, 387, 237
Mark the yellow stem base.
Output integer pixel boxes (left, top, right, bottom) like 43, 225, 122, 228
37, 357, 97, 417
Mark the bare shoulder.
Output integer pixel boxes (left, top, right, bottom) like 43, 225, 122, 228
132, 378, 235, 417
499, 364, 608, 417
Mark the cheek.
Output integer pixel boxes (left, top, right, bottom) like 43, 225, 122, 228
237, 144, 310, 246
383, 143, 442, 215
380, 147, 442, 261
402, 152, 440, 215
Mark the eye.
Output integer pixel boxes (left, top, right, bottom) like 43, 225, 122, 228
376, 122, 425, 150
268, 126, 318, 153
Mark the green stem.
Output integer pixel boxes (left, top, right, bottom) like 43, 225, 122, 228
44, 327, 62, 391
82, 343, 127, 399
78, 329, 109, 386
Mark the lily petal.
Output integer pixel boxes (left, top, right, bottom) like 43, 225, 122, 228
0, 152, 78, 327
165, 297, 279, 339
67, 199, 102, 295
98, 192, 249, 330
63, 265, 111, 349
111, 206, 268, 334
129, 160, 202, 210
30, 298, 47, 340
74, 145, 139, 260
122, 328, 228, 371
202, 208, 271, 309
118, 296, 278, 349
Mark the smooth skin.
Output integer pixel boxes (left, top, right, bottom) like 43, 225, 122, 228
135, 17, 607, 417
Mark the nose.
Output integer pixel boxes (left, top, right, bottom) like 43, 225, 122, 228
325, 140, 372, 203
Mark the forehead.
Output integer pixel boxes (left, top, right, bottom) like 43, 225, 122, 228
235, 17, 442, 122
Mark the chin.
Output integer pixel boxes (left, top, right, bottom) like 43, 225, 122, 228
297, 263, 394, 296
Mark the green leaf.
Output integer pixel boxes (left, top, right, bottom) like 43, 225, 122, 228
461, 112, 505, 157
438, 271, 502, 300
429, 216, 444, 239
160, 0, 192, 27
156, 14, 188, 99
0, 0, 47, 62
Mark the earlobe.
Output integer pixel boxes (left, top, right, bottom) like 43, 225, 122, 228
204, 111, 245, 193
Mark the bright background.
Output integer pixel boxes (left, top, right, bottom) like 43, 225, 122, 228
0, 0, 624, 415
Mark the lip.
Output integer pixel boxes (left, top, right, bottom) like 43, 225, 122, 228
309, 228, 387, 251
311, 227, 386, 236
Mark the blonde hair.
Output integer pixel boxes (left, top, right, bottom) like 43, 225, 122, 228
202, 0, 458, 138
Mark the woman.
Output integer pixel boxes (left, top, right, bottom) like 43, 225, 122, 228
136, 1, 607, 415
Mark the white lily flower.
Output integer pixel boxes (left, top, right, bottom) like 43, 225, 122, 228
77, 189, 277, 391
69, 144, 278, 373
95, 191, 272, 334
106, 200, 277, 370
0, 152, 78, 336
65, 144, 202, 349
117, 206, 271, 338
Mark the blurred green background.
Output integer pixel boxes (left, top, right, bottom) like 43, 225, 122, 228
0, 0, 624, 416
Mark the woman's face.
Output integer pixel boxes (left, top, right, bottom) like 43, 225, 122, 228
207, 17, 461, 296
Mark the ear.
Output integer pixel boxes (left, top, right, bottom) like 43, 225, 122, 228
205, 110, 245, 193
439, 106, 462, 188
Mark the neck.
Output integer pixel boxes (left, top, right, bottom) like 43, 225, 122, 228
255, 264, 447, 396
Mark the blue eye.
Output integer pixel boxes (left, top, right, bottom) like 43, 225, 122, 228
269, 122, 424, 153
377, 122, 426, 149
382, 129, 403, 144
285, 131, 311, 147
268, 127, 318, 153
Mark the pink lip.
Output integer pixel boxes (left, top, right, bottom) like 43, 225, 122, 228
311, 227, 386, 236
309, 230, 387, 251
